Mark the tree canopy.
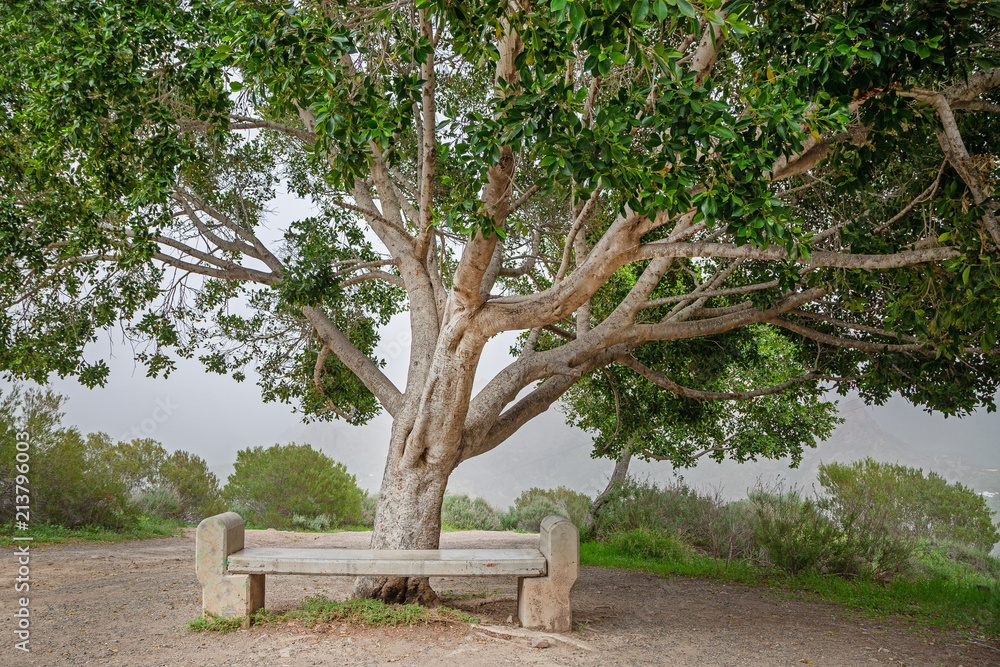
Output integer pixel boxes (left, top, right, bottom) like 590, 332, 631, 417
2, 0, 1000, 599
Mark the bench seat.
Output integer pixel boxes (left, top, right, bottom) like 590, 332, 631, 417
196, 512, 578, 632
228, 547, 547, 577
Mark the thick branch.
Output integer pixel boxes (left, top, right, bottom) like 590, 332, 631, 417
301, 305, 403, 415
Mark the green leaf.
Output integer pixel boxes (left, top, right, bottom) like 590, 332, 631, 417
653, 0, 669, 22
569, 3, 585, 30
675, 0, 696, 19
632, 0, 649, 23
551, 0, 568, 12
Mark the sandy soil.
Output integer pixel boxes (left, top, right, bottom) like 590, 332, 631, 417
2, 528, 997, 666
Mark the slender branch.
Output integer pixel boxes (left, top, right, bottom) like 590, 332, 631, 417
619, 355, 823, 401
339, 270, 405, 288
635, 241, 961, 270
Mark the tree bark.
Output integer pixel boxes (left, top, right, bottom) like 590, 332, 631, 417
351, 315, 485, 604
351, 416, 454, 605
584, 440, 634, 532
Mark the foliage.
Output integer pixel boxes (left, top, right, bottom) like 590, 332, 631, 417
359, 492, 378, 528
607, 527, 692, 563
514, 497, 570, 533
223, 443, 363, 529
89, 436, 169, 494
134, 486, 182, 520
0, 387, 136, 529
440, 493, 503, 531
0, 515, 183, 547
159, 450, 225, 522
563, 325, 843, 469
289, 596, 425, 628
187, 612, 246, 634
516, 496, 569, 533
3, 0, 1000, 570
818, 458, 1000, 553
292, 513, 333, 531
190, 597, 481, 633
513, 486, 591, 532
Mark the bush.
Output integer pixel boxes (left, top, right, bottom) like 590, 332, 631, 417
359, 493, 378, 528
500, 506, 521, 531
752, 489, 841, 575
515, 497, 569, 532
751, 486, 912, 579
292, 513, 333, 531
595, 478, 758, 562
223, 443, 363, 530
818, 458, 999, 553
160, 450, 224, 522
607, 527, 691, 563
514, 486, 591, 532
441, 494, 503, 531
90, 436, 168, 494
31, 431, 137, 529
135, 486, 182, 520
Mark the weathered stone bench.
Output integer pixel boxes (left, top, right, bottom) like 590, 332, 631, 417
195, 512, 579, 632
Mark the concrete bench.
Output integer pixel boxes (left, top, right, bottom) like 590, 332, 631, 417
195, 512, 579, 632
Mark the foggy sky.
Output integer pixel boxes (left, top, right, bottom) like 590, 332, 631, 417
36, 310, 998, 504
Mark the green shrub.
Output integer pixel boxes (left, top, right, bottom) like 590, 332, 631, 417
751, 487, 912, 579
818, 458, 999, 553
359, 493, 378, 528
292, 513, 332, 531
441, 494, 503, 531
0, 389, 137, 530
595, 478, 758, 562
90, 435, 168, 494
515, 497, 569, 532
514, 486, 591, 532
33, 430, 138, 529
160, 450, 225, 522
223, 443, 363, 530
135, 486, 182, 520
752, 489, 841, 575
607, 527, 691, 563
500, 506, 521, 531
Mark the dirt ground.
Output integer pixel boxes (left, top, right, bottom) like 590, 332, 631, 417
2, 528, 997, 666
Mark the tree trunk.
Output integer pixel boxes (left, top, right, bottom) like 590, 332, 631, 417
584, 440, 634, 533
351, 322, 483, 604
351, 421, 455, 604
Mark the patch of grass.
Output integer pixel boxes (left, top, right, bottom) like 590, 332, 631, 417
188, 613, 246, 633
188, 597, 482, 633
582, 538, 1000, 638
0, 516, 185, 546
581, 539, 759, 583
290, 596, 425, 627
435, 606, 482, 624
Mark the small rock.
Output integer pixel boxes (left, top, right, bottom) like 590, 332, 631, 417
531, 639, 551, 649
505, 615, 513, 624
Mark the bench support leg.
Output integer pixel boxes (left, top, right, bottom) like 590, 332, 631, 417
196, 512, 265, 620
517, 515, 579, 632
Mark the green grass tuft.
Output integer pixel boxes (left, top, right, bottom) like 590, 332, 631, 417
188, 613, 246, 633
581, 538, 1000, 638
0, 516, 186, 546
188, 597, 481, 634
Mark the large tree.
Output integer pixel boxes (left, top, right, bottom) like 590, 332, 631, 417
2, 0, 999, 603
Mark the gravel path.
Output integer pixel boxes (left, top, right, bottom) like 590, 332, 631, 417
2, 529, 996, 666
